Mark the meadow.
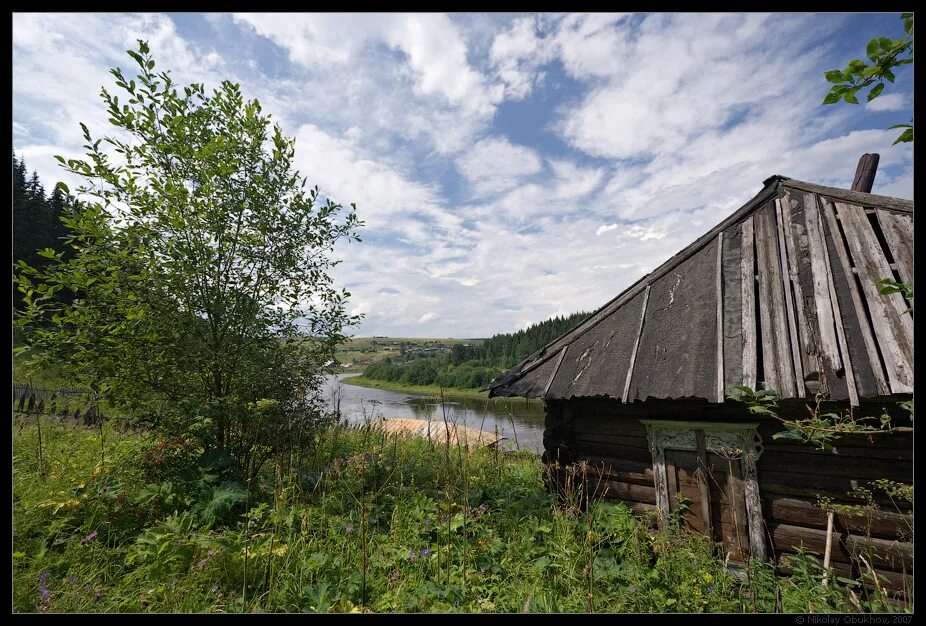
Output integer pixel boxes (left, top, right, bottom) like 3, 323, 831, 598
12, 413, 903, 613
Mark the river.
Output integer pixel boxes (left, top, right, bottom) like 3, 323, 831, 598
321, 374, 547, 453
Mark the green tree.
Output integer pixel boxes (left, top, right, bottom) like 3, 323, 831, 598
823, 13, 913, 145
14, 41, 362, 480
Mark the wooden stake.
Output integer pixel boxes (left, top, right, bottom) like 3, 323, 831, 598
822, 510, 834, 586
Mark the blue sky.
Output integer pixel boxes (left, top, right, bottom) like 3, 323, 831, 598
13, 13, 913, 338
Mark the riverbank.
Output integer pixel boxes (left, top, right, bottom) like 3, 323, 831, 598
340, 375, 493, 400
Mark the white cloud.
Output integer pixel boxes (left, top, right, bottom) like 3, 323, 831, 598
865, 92, 908, 112
596, 223, 618, 235
456, 137, 543, 196
418, 312, 440, 324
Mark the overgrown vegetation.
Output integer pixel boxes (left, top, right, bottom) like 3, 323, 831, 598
13, 415, 907, 613
362, 312, 589, 390
13, 42, 361, 483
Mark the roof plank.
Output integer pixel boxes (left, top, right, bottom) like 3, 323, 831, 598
740, 216, 757, 390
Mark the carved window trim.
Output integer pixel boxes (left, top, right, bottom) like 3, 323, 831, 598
641, 420, 767, 561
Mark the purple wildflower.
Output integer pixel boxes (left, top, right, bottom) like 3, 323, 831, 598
419, 547, 431, 558
346, 523, 354, 534
94, 590, 102, 599
98, 486, 110, 494
38, 571, 50, 585
68, 575, 78, 585
40, 586, 50, 602
207, 550, 216, 557
409, 549, 417, 559
81, 531, 98, 545
197, 559, 207, 569
83, 583, 90, 592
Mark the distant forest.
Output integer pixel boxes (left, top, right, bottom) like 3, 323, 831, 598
12, 152, 75, 310
363, 311, 590, 389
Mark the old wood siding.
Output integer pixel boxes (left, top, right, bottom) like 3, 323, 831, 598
543, 398, 913, 588
490, 178, 912, 408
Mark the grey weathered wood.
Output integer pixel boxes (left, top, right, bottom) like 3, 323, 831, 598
695, 430, 713, 541
715, 233, 724, 403
834, 202, 913, 394
782, 179, 913, 213
755, 204, 795, 396
775, 199, 805, 398
740, 217, 757, 390
816, 204, 860, 407
622, 286, 650, 403
875, 210, 914, 285
802, 193, 843, 377
726, 460, 751, 558
722, 224, 743, 397
820, 202, 890, 397
851, 153, 880, 193
543, 346, 568, 398
779, 193, 817, 384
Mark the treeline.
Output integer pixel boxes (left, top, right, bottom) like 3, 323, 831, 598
12, 151, 74, 309
363, 311, 589, 389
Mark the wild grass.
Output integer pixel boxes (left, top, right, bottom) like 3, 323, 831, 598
12, 414, 908, 613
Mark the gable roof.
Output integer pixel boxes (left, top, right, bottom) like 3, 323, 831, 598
488, 176, 913, 406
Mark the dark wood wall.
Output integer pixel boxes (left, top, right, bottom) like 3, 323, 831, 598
544, 397, 912, 590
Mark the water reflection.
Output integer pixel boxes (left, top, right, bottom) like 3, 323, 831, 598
321, 374, 546, 453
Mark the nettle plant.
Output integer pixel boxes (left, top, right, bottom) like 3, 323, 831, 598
14, 41, 362, 481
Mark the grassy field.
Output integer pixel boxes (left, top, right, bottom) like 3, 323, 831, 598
335, 337, 483, 372
12, 414, 906, 614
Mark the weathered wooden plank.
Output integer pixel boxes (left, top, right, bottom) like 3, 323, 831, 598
695, 430, 713, 541
594, 479, 658, 505
834, 202, 913, 393
779, 194, 815, 387
715, 233, 725, 402
740, 216, 757, 389
770, 523, 913, 571
815, 199, 859, 407
875, 210, 913, 285
762, 495, 913, 539
758, 471, 910, 509
802, 193, 843, 383
775, 198, 805, 397
722, 223, 743, 396
542, 346, 568, 398
820, 201, 890, 397
851, 153, 880, 193
782, 179, 913, 213
755, 203, 796, 396
622, 286, 650, 403
759, 449, 912, 481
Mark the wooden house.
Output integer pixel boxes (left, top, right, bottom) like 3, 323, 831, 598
488, 156, 913, 587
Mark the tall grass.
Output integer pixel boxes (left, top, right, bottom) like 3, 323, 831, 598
12, 413, 909, 613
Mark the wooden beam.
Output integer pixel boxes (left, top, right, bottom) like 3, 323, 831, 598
815, 199, 859, 407
775, 198, 805, 398
803, 193, 843, 376
782, 179, 912, 214
715, 233, 725, 403
820, 202, 890, 396
875, 210, 914, 285
740, 217, 757, 389
851, 153, 880, 193
622, 286, 650, 404
542, 346, 568, 398
695, 430, 714, 542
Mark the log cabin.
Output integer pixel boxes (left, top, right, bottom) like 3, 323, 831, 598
488, 155, 913, 589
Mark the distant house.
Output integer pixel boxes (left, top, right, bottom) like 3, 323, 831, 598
489, 160, 912, 586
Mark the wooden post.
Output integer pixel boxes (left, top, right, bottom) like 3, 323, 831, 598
822, 510, 835, 586
851, 153, 879, 193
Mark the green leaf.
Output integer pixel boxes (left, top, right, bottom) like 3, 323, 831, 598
892, 128, 913, 145
866, 39, 880, 60
867, 83, 884, 101
843, 93, 859, 104
822, 91, 841, 105
824, 70, 845, 83
55, 181, 70, 194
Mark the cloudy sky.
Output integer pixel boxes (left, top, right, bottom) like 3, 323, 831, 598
13, 13, 913, 338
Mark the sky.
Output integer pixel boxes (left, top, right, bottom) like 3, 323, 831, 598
12, 13, 914, 338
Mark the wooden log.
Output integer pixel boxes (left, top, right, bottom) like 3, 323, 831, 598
762, 495, 912, 539
594, 479, 658, 505
740, 216, 757, 389
758, 471, 911, 509
820, 201, 891, 396
782, 179, 912, 213
834, 202, 913, 394
769, 523, 912, 570
759, 449, 911, 481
